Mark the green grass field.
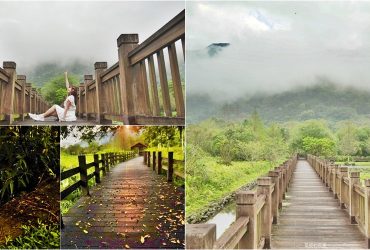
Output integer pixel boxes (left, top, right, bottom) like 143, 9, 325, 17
335, 161, 370, 181
186, 156, 277, 217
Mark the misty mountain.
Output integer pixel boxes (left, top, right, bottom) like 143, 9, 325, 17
26, 60, 93, 88
187, 83, 370, 124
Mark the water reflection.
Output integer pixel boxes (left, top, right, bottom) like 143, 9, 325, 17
205, 202, 236, 239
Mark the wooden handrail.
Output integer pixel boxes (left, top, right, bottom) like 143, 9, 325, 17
307, 154, 370, 247
0, 61, 48, 124
143, 150, 184, 181
60, 151, 136, 200
78, 10, 185, 125
186, 154, 298, 249
213, 217, 249, 249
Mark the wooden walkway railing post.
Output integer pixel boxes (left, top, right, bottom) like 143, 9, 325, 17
147, 152, 151, 168
268, 170, 280, 224
237, 191, 257, 249
17, 75, 26, 121
117, 34, 139, 124
350, 171, 360, 224
168, 152, 174, 182
186, 224, 216, 249
257, 177, 273, 248
153, 151, 156, 172
1, 62, 16, 124
101, 153, 106, 176
94, 154, 101, 184
339, 166, 348, 209
84, 75, 93, 120
157, 151, 162, 174
78, 155, 89, 196
365, 180, 370, 247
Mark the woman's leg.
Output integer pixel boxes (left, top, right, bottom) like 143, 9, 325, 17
41, 105, 58, 118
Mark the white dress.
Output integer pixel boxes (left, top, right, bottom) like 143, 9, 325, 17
55, 95, 77, 121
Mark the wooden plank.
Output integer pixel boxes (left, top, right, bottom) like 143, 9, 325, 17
61, 181, 81, 200
213, 216, 249, 249
128, 10, 185, 65
156, 50, 172, 117
354, 184, 365, 197
255, 194, 266, 214
61, 167, 80, 180
168, 43, 184, 117
147, 56, 160, 116
101, 62, 119, 82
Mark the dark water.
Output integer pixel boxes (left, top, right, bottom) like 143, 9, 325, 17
205, 202, 236, 239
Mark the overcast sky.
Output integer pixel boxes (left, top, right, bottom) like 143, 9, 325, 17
0, 1, 184, 72
187, 1, 370, 101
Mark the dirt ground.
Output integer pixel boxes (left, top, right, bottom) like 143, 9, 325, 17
0, 178, 60, 244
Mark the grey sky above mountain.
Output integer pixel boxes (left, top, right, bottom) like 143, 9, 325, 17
0, 1, 184, 73
187, 1, 370, 101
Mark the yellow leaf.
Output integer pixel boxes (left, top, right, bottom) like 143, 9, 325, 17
83, 229, 88, 234
140, 236, 145, 244
124, 244, 130, 249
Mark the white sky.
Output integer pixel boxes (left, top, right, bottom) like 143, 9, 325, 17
0, 1, 184, 72
187, 1, 370, 100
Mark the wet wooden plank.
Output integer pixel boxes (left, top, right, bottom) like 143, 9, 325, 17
61, 157, 184, 249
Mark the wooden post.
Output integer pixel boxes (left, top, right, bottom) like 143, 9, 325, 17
365, 179, 370, 248
350, 171, 360, 224
257, 177, 273, 248
2, 62, 16, 124
168, 43, 185, 117
275, 167, 283, 209
25, 83, 32, 114
268, 170, 280, 224
153, 151, 156, 172
339, 166, 348, 209
17, 75, 26, 121
94, 154, 101, 184
117, 34, 139, 124
78, 155, 89, 196
79, 83, 85, 118
168, 151, 174, 182
94, 62, 107, 123
101, 153, 106, 176
157, 151, 162, 175
236, 191, 257, 249
144, 151, 147, 164
147, 152, 151, 168
185, 224, 216, 249
84, 75, 93, 120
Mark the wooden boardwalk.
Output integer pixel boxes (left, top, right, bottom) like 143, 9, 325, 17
13, 117, 98, 125
271, 160, 367, 249
61, 157, 184, 249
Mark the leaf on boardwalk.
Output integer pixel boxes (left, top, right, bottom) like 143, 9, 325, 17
140, 236, 145, 244
124, 244, 130, 249
83, 229, 88, 234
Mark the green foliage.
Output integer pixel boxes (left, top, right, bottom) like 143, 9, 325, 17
142, 126, 183, 148
1, 220, 59, 249
41, 74, 79, 104
302, 137, 336, 157
187, 82, 370, 124
0, 127, 59, 203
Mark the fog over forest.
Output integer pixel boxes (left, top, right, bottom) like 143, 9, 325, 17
0, 1, 184, 75
187, 1, 370, 101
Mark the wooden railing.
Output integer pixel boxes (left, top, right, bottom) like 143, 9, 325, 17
143, 151, 184, 182
308, 155, 370, 247
186, 155, 298, 249
61, 151, 135, 200
0, 61, 48, 124
77, 10, 185, 125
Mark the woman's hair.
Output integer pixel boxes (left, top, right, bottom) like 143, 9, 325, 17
69, 86, 78, 101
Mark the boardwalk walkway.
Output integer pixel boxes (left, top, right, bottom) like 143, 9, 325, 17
13, 117, 98, 125
61, 157, 184, 249
271, 160, 366, 249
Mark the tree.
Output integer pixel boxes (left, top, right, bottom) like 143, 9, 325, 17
302, 137, 336, 157
41, 74, 79, 104
337, 121, 359, 161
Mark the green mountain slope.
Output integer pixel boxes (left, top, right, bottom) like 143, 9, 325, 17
187, 83, 370, 124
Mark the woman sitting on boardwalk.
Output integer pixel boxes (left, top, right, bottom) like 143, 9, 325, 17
29, 72, 77, 122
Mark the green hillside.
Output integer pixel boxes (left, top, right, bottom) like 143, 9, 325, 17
187, 83, 370, 124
